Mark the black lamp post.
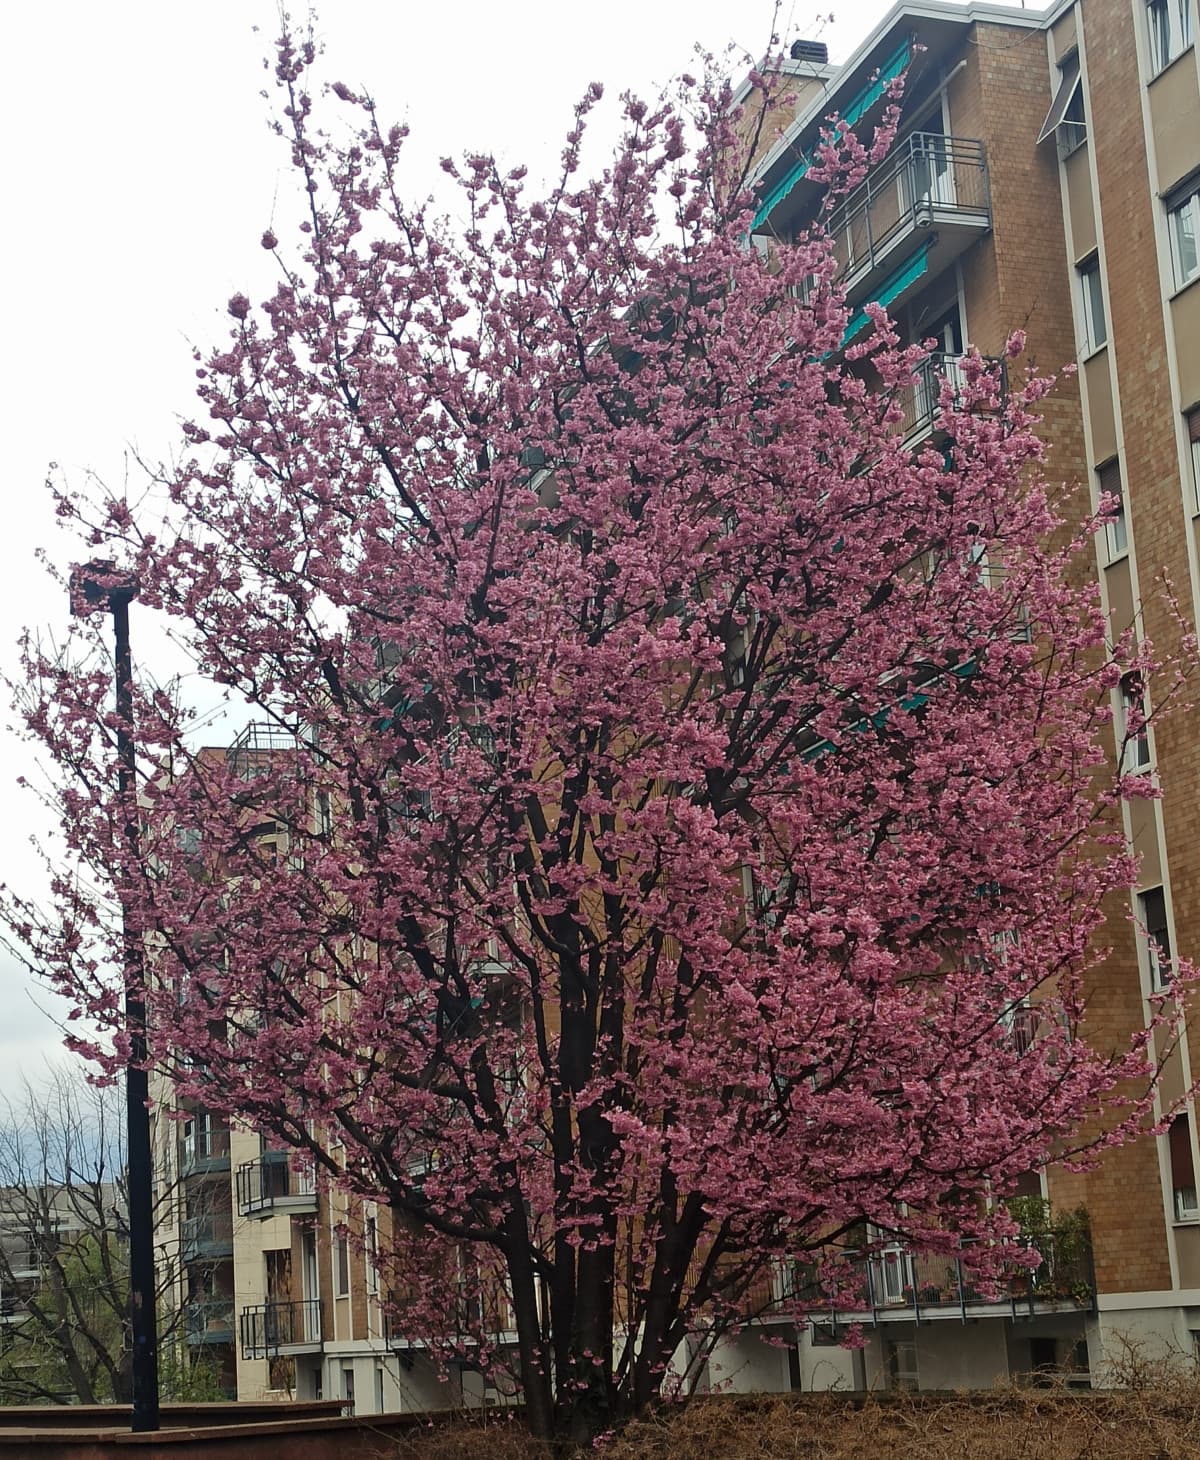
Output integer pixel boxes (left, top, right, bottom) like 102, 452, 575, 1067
70, 561, 159, 1433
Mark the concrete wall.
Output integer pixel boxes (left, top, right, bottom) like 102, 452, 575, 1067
914, 1322, 1010, 1390
1087, 1304, 1196, 1385
705, 1330, 792, 1395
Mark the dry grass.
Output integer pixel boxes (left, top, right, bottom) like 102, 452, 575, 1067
383, 1382, 1200, 1460
598, 1390, 1200, 1460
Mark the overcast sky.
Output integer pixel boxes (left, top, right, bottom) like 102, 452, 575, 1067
0, 0, 991, 1086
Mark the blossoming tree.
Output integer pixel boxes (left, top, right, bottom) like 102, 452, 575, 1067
7, 34, 1176, 1445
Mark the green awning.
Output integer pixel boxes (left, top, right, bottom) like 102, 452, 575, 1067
752, 38, 912, 233
841, 239, 934, 346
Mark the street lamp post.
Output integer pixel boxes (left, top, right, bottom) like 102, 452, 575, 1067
71, 561, 159, 1433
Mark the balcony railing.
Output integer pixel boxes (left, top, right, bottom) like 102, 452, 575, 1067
1, 1247, 42, 1280
235, 1153, 317, 1218
181, 1123, 231, 1176
0, 1281, 35, 1320
227, 721, 300, 783
239, 1298, 323, 1358
826, 132, 991, 301
385, 1284, 517, 1348
185, 1296, 235, 1346
776, 1223, 1095, 1327
182, 1213, 235, 1262
897, 353, 1008, 444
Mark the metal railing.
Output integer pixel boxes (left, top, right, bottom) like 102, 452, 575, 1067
235, 1153, 317, 1217
181, 1213, 234, 1261
227, 722, 300, 783
185, 1296, 235, 1345
239, 1297, 323, 1357
778, 1223, 1095, 1327
897, 353, 1007, 442
384, 1284, 517, 1346
826, 132, 990, 288
181, 1122, 231, 1174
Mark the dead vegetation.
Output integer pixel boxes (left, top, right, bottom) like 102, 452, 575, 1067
383, 1381, 1200, 1460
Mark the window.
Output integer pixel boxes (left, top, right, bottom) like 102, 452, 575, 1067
886, 1336, 919, 1392
873, 1244, 915, 1304
1168, 180, 1200, 290
1118, 672, 1151, 769
365, 1215, 378, 1296
1138, 885, 1171, 989
342, 1366, 355, 1413
1001, 1000, 1037, 1056
1037, 54, 1086, 157
1147, 0, 1193, 72
1189, 407, 1200, 514
1170, 1113, 1197, 1221
1097, 458, 1127, 560
1058, 76, 1087, 157
786, 271, 820, 304
335, 1233, 351, 1297
1077, 255, 1106, 352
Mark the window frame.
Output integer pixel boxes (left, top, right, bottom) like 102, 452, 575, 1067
1147, 0, 1194, 74
1167, 179, 1200, 291
1038, 53, 1087, 158
364, 1214, 379, 1297
1187, 406, 1200, 515
1058, 76, 1087, 158
335, 1232, 351, 1298
1137, 885, 1171, 991
1118, 671, 1151, 770
1077, 254, 1107, 353
1097, 457, 1127, 561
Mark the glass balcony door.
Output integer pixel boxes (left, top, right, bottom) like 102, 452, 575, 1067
907, 111, 954, 212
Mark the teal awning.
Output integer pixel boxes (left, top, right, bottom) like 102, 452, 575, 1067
752, 38, 912, 233
841, 238, 934, 345
802, 659, 977, 762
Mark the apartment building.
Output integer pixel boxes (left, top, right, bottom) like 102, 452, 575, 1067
737, 0, 1200, 1393
151, 724, 509, 1415
150, 0, 1200, 1410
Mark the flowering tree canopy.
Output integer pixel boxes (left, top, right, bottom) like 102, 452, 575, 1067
6, 33, 1178, 1445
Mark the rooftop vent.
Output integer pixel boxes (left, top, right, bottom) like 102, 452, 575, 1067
790, 39, 829, 65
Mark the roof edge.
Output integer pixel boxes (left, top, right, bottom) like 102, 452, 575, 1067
747, 0, 1055, 187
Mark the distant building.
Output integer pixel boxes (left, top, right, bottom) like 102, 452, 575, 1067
151, 725, 500, 1414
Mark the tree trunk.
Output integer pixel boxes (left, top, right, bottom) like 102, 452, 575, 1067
503, 1211, 555, 1441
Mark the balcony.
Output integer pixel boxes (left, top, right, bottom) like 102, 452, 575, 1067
0, 1281, 35, 1321
182, 1213, 234, 1262
385, 1284, 517, 1348
181, 1123, 231, 1177
897, 353, 1008, 445
239, 1298, 323, 1358
235, 1153, 317, 1218
1, 1248, 41, 1282
826, 132, 991, 311
775, 1221, 1095, 1328
185, 1296, 235, 1346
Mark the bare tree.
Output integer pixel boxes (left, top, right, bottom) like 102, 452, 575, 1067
0, 1068, 221, 1405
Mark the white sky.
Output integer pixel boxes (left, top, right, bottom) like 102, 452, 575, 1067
0, 0, 974, 1083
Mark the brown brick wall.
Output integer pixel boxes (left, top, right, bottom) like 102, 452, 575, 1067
1070, 0, 1196, 1293
954, 16, 1174, 1293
